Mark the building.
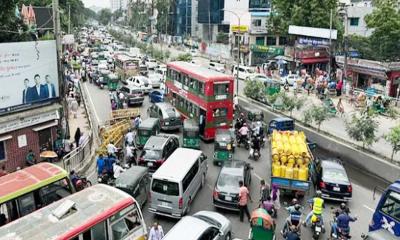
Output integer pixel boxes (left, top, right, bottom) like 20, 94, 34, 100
344, 1, 374, 37
110, 0, 128, 12
336, 56, 400, 97
175, 0, 191, 36
196, 0, 225, 42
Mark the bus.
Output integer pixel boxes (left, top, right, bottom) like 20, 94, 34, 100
115, 54, 140, 79
166, 61, 234, 140
365, 180, 400, 239
0, 184, 147, 240
0, 163, 74, 226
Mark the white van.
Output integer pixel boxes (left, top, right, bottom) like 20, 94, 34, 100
149, 148, 208, 218
232, 65, 256, 80
208, 62, 225, 73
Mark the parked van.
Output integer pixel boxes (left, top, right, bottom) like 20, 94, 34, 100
149, 148, 208, 218
232, 65, 256, 80
208, 62, 225, 73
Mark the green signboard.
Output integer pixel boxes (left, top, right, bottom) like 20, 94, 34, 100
250, 44, 284, 55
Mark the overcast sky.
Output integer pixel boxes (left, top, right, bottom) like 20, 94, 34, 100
82, 0, 110, 9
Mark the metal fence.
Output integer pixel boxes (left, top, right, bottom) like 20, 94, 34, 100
62, 81, 98, 173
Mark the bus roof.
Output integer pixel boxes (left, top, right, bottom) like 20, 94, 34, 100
167, 61, 233, 82
0, 184, 135, 240
115, 54, 138, 62
0, 163, 68, 204
152, 148, 203, 182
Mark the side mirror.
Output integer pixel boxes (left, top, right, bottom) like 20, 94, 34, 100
308, 142, 317, 150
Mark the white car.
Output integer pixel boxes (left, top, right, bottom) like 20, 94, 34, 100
146, 58, 158, 70
281, 74, 300, 86
147, 73, 163, 88
251, 74, 270, 83
232, 65, 256, 80
209, 62, 225, 73
125, 76, 152, 93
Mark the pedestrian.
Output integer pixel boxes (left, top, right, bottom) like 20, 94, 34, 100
78, 132, 86, 147
25, 149, 36, 166
75, 93, 81, 107
0, 166, 8, 177
336, 79, 343, 97
96, 154, 105, 176
107, 141, 118, 157
113, 161, 125, 179
233, 94, 239, 112
74, 127, 81, 148
260, 179, 270, 202
105, 154, 116, 176
271, 183, 281, 210
125, 129, 135, 146
70, 97, 79, 118
238, 180, 252, 222
63, 139, 71, 155
337, 98, 344, 116
148, 222, 164, 240
134, 115, 142, 129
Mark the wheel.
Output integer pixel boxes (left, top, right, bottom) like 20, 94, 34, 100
201, 174, 205, 188
225, 232, 231, 240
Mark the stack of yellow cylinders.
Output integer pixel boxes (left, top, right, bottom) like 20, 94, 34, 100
280, 165, 287, 177
293, 167, 299, 179
272, 163, 281, 177
298, 167, 308, 181
285, 166, 294, 179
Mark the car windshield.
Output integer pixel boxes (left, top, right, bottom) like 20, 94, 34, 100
166, 108, 177, 117
217, 172, 242, 189
379, 191, 400, 221
193, 215, 222, 228
323, 168, 348, 182
142, 149, 162, 159
151, 179, 179, 196
139, 129, 151, 136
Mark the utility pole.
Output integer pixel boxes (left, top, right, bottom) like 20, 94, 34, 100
236, 17, 241, 96
343, 6, 349, 95
52, 0, 61, 57
68, 4, 71, 34
328, 8, 332, 79
208, 3, 211, 43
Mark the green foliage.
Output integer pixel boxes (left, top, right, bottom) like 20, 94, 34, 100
216, 32, 229, 44
303, 108, 313, 126
364, 0, 400, 61
244, 80, 265, 101
345, 114, 378, 149
176, 53, 192, 62
155, 0, 171, 34
385, 106, 399, 119
129, 0, 149, 31
384, 125, 400, 161
282, 95, 305, 117
308, 105, 333, 130
0, 0, 34, 43
98, 9, 112, 26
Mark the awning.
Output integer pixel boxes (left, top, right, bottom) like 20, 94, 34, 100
301, 57, 330, 64
0, 135, 12, 141
32, 120, 58, 132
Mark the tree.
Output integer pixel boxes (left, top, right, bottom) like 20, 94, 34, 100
175, 53, 192, 62
304, 105, 333, 131
98, 9, 112, 26
365, 0, 400, 61
244, 80, 265, 101
384, 125, 400, 161
282, 94, 305, 117
0, 0, 34, 43
345, 113, 378, 149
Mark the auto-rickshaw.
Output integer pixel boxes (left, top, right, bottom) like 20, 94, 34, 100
106, 73, 120, 91
264, 79, 281, 96
136, 118, 160, 148
213, 128, 235, 165
248, 208, 276, 240
183, 119, 200, 149
267, 117, 294, 134
114, 166, 149, 207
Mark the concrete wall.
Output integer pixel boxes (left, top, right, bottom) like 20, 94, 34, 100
346, 5, 374, 37
239, 97, 400, 184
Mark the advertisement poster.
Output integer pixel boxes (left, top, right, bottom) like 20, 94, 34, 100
0, 40, 59, 114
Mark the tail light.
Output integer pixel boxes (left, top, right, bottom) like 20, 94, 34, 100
178, 197, 183, 209
348, 185, 353, 192
213, 189, 219, 199
319, 182, 326, 189
156, 159, 165, 166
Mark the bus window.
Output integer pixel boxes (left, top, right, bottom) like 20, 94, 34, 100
213, 108, 227, 118
0, 201, 18, 223
111, 207, 142, 240
17, 193, 36, 217
214, 83, 229, 95
39, 178, 73, 205
380, 191, 400, 221
80, 221, 107, 240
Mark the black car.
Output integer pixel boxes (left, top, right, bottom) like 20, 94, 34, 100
213, 160, 252, 211
315, 159, 352, 201
138, 134, 180, 172
119, 86, 145, 106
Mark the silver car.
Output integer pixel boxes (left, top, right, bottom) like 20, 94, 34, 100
163, 211, 233, 240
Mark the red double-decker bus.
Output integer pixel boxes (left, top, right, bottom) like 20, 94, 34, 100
166, 61, 234, 140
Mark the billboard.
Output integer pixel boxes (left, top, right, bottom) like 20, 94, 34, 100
249, 0, 271, 9
0, 40, 59, 114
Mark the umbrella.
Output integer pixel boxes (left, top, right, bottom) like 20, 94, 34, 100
40, 151, 58, 158
21, 4, 28, 24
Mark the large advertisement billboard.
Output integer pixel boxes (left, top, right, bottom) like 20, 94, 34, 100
0, 40, 59, 114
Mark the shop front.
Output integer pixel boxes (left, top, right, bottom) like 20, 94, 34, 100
249, 44, 284, 66
295, 48, 330, 73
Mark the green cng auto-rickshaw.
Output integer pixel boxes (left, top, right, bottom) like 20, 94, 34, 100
106, 73, 120, 91
114, 166, 149, 207
183, 119, 200, 149
136, 118, 160, 148
213, 129, 235, 165
264, 78, 281, 96
249, 208, 276, 240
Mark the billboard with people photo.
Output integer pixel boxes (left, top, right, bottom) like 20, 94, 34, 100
0, 40, 59, 114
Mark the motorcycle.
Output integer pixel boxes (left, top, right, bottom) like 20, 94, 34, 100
249, 144, 261, 160
97, 172, 115, 186
311, 214, 324, 240
75, 176, 92, 191
236, 133, 249, 149
330, 216, 357, 240
282, 225, 301, 240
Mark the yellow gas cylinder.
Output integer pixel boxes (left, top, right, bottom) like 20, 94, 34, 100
272, 163, 281, 177
298, 167, 308, 181
293, 167, 299, 179
280, 165, 287, 177
288, 155, 295, 165
281, 155, 288, 164
296, 157, 304, 166
285, 166, 294, 179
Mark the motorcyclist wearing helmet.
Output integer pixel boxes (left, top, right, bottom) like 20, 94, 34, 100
304, 190, 325, 227
284, 225, 301, 240
282, 204, 302, 235
332, 203, 357, 238
238, 122, 249, 143
69, 170, 81, 189
235, 113, 245, 131
261, 195, 276, 217
249, 135, 261, 158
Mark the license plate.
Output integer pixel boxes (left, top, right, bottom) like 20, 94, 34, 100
165, 122, 169, 125
315, 226, 321, 232
147, 162, 153, 167
160, 202, 169, 207
225, 196, 232, 201
333, 187, 340, 191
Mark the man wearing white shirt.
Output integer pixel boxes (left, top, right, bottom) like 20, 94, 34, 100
125, 130, 135, 146
107, 141, 118, 156
148, 222, 164, 240
113, 161, 125, 179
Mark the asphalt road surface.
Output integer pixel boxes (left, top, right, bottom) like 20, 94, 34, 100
83, 80, 388, 240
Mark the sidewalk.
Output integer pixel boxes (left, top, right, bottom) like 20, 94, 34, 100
273, 88, 399, 162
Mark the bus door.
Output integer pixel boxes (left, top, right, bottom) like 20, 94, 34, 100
199, 109, 206, 137
371, 189, 400, 236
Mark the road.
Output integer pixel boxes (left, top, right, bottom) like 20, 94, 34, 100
83, 79, 388, 240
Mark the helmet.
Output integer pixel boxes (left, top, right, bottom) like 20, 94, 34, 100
294, 204, 301, 211
340, 203, 346, 210
240, 113, 244, 117
315, 190, 322, 198
70, 170, 75, 175
243, 123, 247, 126
291, 198, 298, 205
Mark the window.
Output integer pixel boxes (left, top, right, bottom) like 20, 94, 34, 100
0, 201, 18, 224
214, 83, 229, 95
279, 36, 288, 46
213, 108, 227, 118
182, 161, 199, 192
255, 36, 265, 46
252, 19, 262, 27
151, 179, 179, 196
111, 207, 142, 240
266, 36, 276, 46
17, 193, 36, 217
39, 178, 73, 206
0, 141, 6, 161
198, 82, 205, 95
90, 221, 107, 240
380, 191, 400, 221
349, 17, 359, 26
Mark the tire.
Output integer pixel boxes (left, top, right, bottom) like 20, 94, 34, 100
225, 232, 231, 240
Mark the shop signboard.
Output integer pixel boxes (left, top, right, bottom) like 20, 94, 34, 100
0, 40, 59, 115
231, 25, 249, 33
250, 44, 284, 55
249, 0, 271, 9
298, 37, 329, 46
296, 49, 329, 59
0, 110, 59, 134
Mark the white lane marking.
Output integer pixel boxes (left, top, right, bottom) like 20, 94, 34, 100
253, 172, 263, 181
363, 205, 375, 212
83, 83, 101, 124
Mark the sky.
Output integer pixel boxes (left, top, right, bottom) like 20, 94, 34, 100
82, 0, 110, 9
